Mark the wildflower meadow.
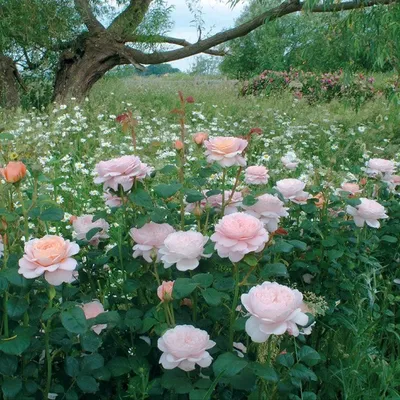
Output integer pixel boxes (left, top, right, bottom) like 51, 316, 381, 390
0, 77, 399, 400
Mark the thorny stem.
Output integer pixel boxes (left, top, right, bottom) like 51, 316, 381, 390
229, 262, 240, 352
221, 169, 227, 216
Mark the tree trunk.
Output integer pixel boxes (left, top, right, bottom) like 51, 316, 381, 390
0, 54, 20, 108
52, 35, 130, 103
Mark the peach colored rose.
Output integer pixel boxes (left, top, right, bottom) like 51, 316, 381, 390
313, 193, 325, 209
130, 222, 175, 262
244, 166, 269, 185
82, 300, 107, 334
159, 231, 210, 271
241, 282, 309, 343
204, 136, 248, 167
72, 215, 109, 246
157, 281, 174, 302
346, 198, 388, 228
211, 212, 269, 262
0, 161, 27, 183
175, 140, 184, 150
242, 193, 288, 232
276, 179, 306, 200
158, 325, 216, 371
18, 235, 79, 286
94, 155, 150, 192
193, 132, 208, 145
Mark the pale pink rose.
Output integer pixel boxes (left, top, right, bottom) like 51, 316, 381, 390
366, 158, 395, 176
242, 193, 288, 232
18, 235, 79, 286
94, 155, 150, 192
291, 191, 311, 205
387, 174, 400, 190
185, 190, 242, 215
233, 342, 247, 358
136, 162, 153, 180
158, 325, 216, 371
159, 231, 209, 271
72, 215, 109, 246
340, 182, 362, 195
104, 192, 123, 207
204, 137, 248, 167
276, 179, 306, 200
241, 282, 309, 343
281, 152, 299, 170
244, 166, 269, 185
130, 222, 175, 262
346, 198, 388, 228
82, 300, 107, 334
211, 212, 269, 262
157, 281, 174, 302
193, 132, 209, 145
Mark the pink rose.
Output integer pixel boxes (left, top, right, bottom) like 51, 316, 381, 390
340, 182, 362, 195
366, 158, 395, 176
211, 212, 269, 262
130, 222, 175, 263
159, 231, 209, 271
291, 191, 311, 205
346, 198, 388, 228
72, 215, 109, 246
193, 132, 209, 145
241, 282, 309, 343
94, 155, 150, 192
185, 190, 243, 215
82, 300, 107, 334
18, 235, 79, 286
244, 166, 269, 185
157, 281, 174, 302
158, 325, 216, 371
204, 137, 248, 167
281, 152, 299, 170
242, 193, 288, 232
104, 192, 123, 207
276, 178, 306, 200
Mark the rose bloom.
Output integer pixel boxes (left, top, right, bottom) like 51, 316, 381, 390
281, 152, 299, 170
174, 140, 184, 150
18, 235, 79, 286
72, 215, 109, 246
104, 192, 123, 207
0, 161, 27, 183
242, 194, 289, 233
211, 212, 269, 262
157, 281, 174, 302
366, 158, 395, 176
291, 191, 311, 205
158, 325, 216, 371
159, 231, 209, 271
244, 166, 269, 185
82, 300, 107, 334
185, 190, 242, 215
130, 222, 175, 262
313, 193, 325, 209
204, 136, 248, 167
276, 178, 306, 200
193, 132, 209, 145
346, 198, 388, 228
339, 182, 362, 195
94, 155, 150, 192
241, 282, 309, 343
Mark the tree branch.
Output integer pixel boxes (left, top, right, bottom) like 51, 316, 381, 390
74, 0, 105, 32
131, 0, 396, 64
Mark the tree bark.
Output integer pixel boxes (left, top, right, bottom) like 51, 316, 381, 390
0, 54, 20, 108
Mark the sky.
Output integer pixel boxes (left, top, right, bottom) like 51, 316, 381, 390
108, 0, 245, 71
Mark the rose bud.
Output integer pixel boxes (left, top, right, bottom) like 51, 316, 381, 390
175, 140, 184, 150
193, 132, 208, 145
0, 161, 27, 183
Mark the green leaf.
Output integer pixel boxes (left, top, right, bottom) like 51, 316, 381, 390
249, 362, 279, 382
42, 307, 59, 321
212, 352, 248, 377
172, 278, 199, 299
154, 183, 182, 198
81, 353, 104, 372
243, 195, 257, 206
244, 254, 258, 267
40, 207, 64, 221
0, 353, 18, 376
185, 189, 205, 203
189, 390, 209, 400
93, 310, 120, 327
288, 240, 307, 251
161, 369, 193, 394
0, 133, 14, 141
86, 227, 102, 241
159, 164, 177, 175
3, 267, 29, 287
61, 307, 88, 334
2, 377, 22, 398
271, 241, 294, 253
129, 188, 153, 208
65, 357, 80, 378
302, 392, 317, 400
202, 288, 225, 306
80, 331, 102, 352
321, 236, 337, 248
289, 363, 317, 381
276, 353, 294, 368
213, 277, 235, 292
298, 346, 321, 367
192, 273, 213, 288
0, 332, 31, 355
381, 235, 398, 243
76, 375, 99, 393
107, 357, 131, 377
7, 296, 29, 319
261, 263, 288, 278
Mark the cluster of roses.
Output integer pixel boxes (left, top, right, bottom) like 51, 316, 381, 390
9, 132, 398, 374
